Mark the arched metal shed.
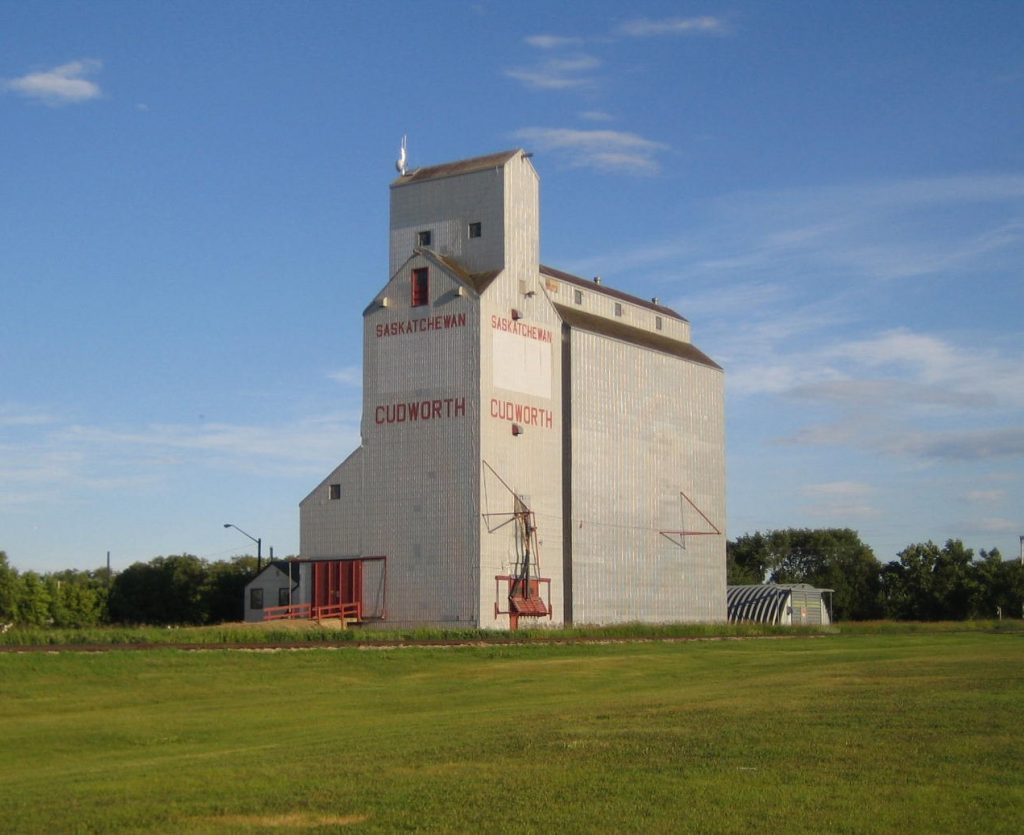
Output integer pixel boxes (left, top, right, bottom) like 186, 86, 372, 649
726, 584, 833, 625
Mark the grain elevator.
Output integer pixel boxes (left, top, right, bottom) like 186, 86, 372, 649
290, 149, 725, 628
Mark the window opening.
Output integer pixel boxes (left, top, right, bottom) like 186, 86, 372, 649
655, 316, 663, 331
278, 587, 290, 607
328, 484, 341, 500
468, 222, 482, 238
614, 303, 623, 316
250, 588, 264, 610
417, 230, 431, 246
411, 267, 429, 307
574, 289, 583, 305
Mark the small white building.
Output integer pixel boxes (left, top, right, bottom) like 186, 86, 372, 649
242, 561, 299, 623
295, 149, 726, 629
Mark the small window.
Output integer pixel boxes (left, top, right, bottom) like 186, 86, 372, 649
655, 316, 663, 331
328, 484, 341, 500
250, 588, 264, 610
574, 289, 583, 305
468, 222, 482, 238
417, 230, 431, 247
278, 587, 290, 607
411, 267, 429, 307
614, 303, 623, 317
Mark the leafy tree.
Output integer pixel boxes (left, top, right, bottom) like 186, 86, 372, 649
16, 571, 53, 626
202, 556, 259, 623
0, 551, 18, 622
108, 555, 208, 625
46, 569, 109, 627
882, 540, 980, 620
728, 529, 882, 620
726, 533, 771, 585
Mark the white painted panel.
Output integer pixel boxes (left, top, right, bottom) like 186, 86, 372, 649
491, 325, 552, 399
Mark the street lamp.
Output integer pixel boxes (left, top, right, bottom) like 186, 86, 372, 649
224, 523, 262, 573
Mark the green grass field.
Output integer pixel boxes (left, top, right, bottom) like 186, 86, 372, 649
1, 628, 1021, 833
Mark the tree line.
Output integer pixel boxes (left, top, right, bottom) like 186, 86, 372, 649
3, 530, 1023, 627
0, 551, 259, 627
728, 529, 1024, 621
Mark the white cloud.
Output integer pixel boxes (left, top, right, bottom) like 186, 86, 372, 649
802, 481, 873, 498
4, 60, 102, 105
525, 34, 584, 49
513, 127, 667, 174
504, 55, 600, 90
579, 110, 613, 122
0, 410, 362, 509
799, 481, 876, 519
617, 17, 729, 37
890, 427, 1024, 462
327, 367, 361, 386
0, 407, 57, 428
965, 489, 1006, 503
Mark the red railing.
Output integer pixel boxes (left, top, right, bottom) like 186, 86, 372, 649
312, 601, 362, 622
262, 602, 312, 621
262, 601, 363, 623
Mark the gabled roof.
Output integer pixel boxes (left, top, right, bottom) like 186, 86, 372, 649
426, 250, 501, 295
541, 265, 687, 322
393, 150, 522, 186
363, 249, 500, 316
248, 560, 299, 585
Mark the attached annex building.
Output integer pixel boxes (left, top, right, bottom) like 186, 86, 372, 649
292, 149, 725, 629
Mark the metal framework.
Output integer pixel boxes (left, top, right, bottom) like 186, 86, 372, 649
659, 491, 722, 549
483, 460, 552, 630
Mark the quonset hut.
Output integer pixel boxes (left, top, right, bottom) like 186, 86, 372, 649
294, 149, 726, 629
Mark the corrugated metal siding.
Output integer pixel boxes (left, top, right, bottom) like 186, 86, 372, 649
476, 158, 562, 628
360, 255, 481, 626
727, 585, 831, 625
726, 585, 789, 624
568, 329, 726, 623
299, 448, 364, 559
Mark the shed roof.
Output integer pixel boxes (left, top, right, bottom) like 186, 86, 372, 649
555, 304, 721, 370
542, 264, 686, 322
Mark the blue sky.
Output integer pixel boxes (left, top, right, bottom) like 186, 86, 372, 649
2, 1, 1022, 572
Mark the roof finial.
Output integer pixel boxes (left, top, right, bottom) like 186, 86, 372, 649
395, 135, 407, 176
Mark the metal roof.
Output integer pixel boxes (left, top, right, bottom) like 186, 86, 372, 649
555, 303, 721, 369
726, 584, 833, 624
541, 265, 687, 322
392, 149, 522, 186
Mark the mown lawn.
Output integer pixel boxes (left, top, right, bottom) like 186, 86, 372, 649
1, 629, 1021, 833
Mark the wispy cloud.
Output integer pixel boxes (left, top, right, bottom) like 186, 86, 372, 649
504, 55, 600, 90
800, 481, 877, 519
617, 17, 730, 37
4, 60, 102, 105
513, 127, 667, 174
890, 427, 1024, 462
525, 34, 584, 49
0, 406, 57, 428
0, 411, 361, 509
327, 367, 361, 386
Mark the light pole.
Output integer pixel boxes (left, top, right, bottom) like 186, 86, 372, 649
224, 523, 262, 573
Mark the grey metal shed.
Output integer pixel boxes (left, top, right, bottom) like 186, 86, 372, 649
727, 584, 833, 625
